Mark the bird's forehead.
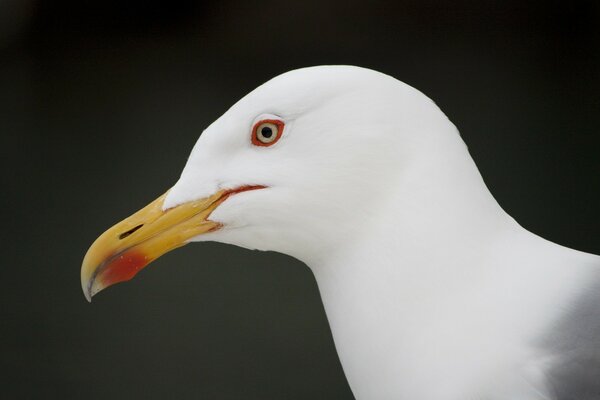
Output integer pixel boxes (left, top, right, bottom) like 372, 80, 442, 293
229, 66, 389, 119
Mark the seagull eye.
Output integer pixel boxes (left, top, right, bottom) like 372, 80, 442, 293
252, 119, 284, 147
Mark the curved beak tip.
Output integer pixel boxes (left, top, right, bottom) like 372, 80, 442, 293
81, 264, 94, 302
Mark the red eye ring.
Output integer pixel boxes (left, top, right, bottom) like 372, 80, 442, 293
252, 119, 284, 147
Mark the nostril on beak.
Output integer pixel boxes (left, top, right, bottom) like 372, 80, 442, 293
118, 224, 143, 240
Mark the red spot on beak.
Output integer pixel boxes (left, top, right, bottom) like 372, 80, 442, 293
99, 251, 149, 287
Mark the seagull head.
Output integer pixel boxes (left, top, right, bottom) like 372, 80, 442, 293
81, 65, 457, 301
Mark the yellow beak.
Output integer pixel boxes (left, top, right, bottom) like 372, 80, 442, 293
81, 185, 267, 301
80, 189, 227, 301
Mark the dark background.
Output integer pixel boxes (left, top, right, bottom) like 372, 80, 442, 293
1, 1, 599, 399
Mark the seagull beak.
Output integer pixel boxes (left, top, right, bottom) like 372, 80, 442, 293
80, 189, 226, 302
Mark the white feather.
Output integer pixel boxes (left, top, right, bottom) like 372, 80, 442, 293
164, 66, 599, 399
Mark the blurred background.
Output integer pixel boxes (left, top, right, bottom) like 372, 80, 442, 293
1, 1, 599, 398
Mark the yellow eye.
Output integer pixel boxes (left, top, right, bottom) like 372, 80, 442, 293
252, 119, 284, 146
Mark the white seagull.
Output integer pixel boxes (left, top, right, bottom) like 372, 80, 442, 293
81, 66, 599, 400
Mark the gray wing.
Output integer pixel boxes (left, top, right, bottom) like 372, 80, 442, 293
541, 276, 600, 400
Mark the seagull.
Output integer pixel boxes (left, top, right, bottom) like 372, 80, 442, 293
81, 66, 599, 400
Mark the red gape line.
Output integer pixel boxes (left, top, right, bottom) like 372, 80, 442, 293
252, 119, 284, 146
221, 184, 268, 201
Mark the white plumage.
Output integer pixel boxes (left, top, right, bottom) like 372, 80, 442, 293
87, 66, 600, 399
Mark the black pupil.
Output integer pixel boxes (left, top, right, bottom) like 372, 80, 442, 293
261, 126, 273, 139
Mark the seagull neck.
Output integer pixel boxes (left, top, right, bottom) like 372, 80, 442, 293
310, 134, 516, 274
311, 146, 515, 293
306, 143, 523, 398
